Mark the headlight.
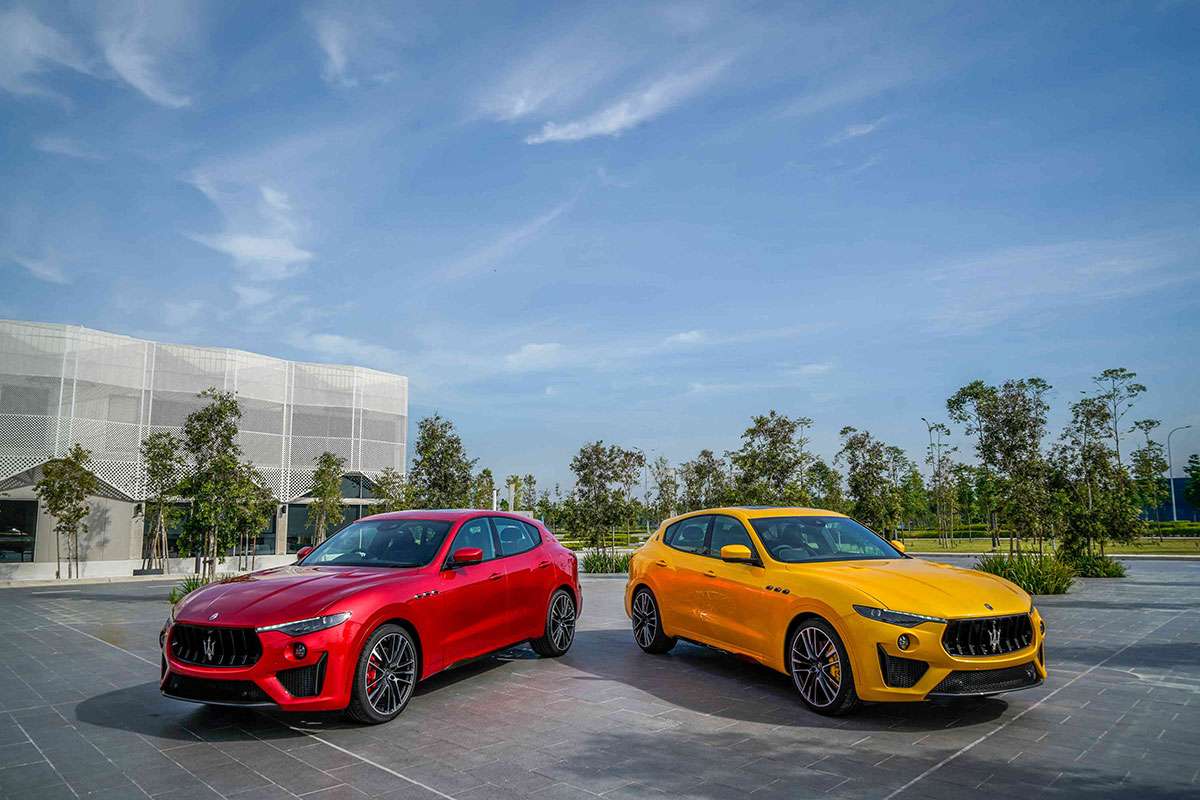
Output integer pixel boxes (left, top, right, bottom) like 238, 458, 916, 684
256, 611, 351, 637
853, 605, 946, 627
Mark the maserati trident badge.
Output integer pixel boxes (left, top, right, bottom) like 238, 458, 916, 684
988, 623, 1001, 652
203, 637, 216, 660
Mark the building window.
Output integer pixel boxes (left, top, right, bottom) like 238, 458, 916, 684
287, 504, 311, 553
0, 500, 37, 562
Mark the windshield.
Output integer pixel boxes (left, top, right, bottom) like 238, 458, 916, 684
300, 519, 452, 568
749, 516, 902, 563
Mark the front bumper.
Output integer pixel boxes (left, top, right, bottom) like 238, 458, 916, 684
160, 619, 360, 712
843, 607, 1047, 702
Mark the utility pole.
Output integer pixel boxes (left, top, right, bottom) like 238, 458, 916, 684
1167, 425, 1192, 523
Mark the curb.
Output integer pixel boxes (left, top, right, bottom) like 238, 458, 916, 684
909, 552, 1200, 561
0, 574, 180, 590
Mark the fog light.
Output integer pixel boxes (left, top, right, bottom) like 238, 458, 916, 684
293, 643, 307, 659
897, 634, 911, 651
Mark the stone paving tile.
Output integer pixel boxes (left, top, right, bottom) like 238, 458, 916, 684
0, 561, 1198, 799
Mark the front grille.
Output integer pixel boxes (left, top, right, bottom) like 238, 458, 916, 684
277, 654, 327, 698
171, 624, 262, 667
942, 614, 1033, 657
877, 647, 929, 688
930, 663, 1040, 695
162, 673, 273, 705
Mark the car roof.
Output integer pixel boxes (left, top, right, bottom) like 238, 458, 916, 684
664, 506, 848, 525
357, 509, 539, 523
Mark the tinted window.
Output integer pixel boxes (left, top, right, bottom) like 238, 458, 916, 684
450, 517, 496, 561
749, 516, 901, 563
664, 516, 709, 555
302, 519, 452, 567
708, 516, 757, 559
494, 517, 540, 556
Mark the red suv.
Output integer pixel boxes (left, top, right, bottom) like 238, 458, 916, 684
160, 510, 581, 723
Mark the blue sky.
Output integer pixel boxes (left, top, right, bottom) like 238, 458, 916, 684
2, 1, 1198, 486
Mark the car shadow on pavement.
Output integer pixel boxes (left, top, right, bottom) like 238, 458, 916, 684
564, 629, 1010, 732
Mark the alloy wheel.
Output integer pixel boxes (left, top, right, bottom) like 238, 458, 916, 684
365, 632, 415, 716
551, 592, 576, 651
791, 625, 842, 708
632, 591, 657, 648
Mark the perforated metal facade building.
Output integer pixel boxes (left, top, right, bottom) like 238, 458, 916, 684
0, 320, 407, 501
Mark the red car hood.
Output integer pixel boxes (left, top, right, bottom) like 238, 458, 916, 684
174, 565, 422, 627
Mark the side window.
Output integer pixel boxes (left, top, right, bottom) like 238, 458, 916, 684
664, 516, 710, 555
708, 516, 758, 560
494, 517, 539, 557
450, 518, 496, 561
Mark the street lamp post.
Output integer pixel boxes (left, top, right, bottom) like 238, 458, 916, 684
1167, 425, 1192, 523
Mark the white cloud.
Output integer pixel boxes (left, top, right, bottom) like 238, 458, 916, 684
0, 8, 90, 102
233, 284, 274, 307
191, 234, 314, 280
10, 253, 69, 284
438, 202, 571, 281
504, 343, 566, 372
828, 115, 889, 144
97, 1, 194, 108
33, 135, 104, 160
780, 71, 907, 119
288, 331, 400, 368
311, 15, 354, 87
791, 362, 833, 376
526, 58, 731, 144
664, 330, 705, 345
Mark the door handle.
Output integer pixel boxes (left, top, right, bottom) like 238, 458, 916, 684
488, 572, 503, 581
704, 570, 717, 578
538, 560, 551, 569
655, 559, 669, 567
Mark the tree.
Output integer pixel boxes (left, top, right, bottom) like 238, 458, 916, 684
309, 452, 346, 545
569, 441, 644, 547
178, 389, 249, 578
921, 420, 957, 546
978, 378, 1053, 553
679, 449, 729, 511
948, 380, 1001, 545
1092, 368, 1146, 465
470, 468, 497, 509
806, 459, 845, 513
35, 444, 98, 579
1052, 397, 1113, 558
505, 474, 523, 510
835, 427, 893, 535
898, 466, 929, 533
1184, 455, 1200, 514
727, 411, 813, 505
139, 430, 185, 570
647, 455, 679, 522
231, 462, 276, 570
1130, 420, 1169, 521
408, 414, 475, 508
521, 473, 537, 511
373, 466, 411, 512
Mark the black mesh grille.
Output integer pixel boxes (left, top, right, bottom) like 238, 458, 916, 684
930, 663, 1040, 695
170, 624, 262, 667
877, 647, 929, 688
277, 655, 327, 698
162, 673, 273, 705
942, 614, 1033, 657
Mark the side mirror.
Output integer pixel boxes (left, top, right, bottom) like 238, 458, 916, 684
451, 547, 483, 566
720, 544, 756, 564
891, 540, 906, 553
296, 546, 314, 562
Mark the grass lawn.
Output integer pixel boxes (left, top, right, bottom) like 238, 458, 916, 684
904, 537, 1200, 555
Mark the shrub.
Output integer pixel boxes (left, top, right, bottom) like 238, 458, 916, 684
167, 572, 240, 604
1066, 553, 1126, 578
975, 553, 1075, 595
580, 549, 632, 574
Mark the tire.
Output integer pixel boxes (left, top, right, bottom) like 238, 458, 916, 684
346, 624, 417, 724
788, 618, 859, 716
530, 588, 577, 657
631, 587, 676, 654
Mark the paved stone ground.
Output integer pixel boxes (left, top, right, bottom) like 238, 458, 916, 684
0, 559, 1197, 800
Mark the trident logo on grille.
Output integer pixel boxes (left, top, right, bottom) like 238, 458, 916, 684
203, 636, 216, 661
988, 623, 1001, 652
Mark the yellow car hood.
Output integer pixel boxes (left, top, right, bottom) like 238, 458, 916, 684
788, 557, 1030, 618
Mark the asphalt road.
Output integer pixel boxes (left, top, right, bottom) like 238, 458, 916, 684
0, 559, 1197, 799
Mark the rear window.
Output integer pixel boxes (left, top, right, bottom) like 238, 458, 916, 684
663, 516, 709, 555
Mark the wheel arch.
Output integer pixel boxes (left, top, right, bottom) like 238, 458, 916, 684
781, 603, 853, 674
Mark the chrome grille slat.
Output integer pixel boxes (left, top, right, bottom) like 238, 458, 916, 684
942, 614, 1033, 657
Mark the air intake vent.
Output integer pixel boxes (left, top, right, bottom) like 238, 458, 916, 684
170, 624, 262, 667
930, 663, 1040, 695
942, 614, 1033, 657
877, 647, 928, 688
277, 655, 327, 698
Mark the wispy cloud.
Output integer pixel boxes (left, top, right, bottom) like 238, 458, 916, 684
188, 177, 314, 282
0, 8, 90, 102
503, 342, 566, 372
664, 330, 705, 345
828, 115, 889, 144
33, 135, 104, 160
97, 2, 194, 108
526, 58, 732, 144
437, 201, 572, 281
287, 331, 400, 368
10, 253, 69, 284
306, 4, 415, 89
780, 71, 907, 119
310, 15, 354, 87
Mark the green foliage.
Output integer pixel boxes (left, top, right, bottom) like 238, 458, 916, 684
34, 443, 99, 579
678, 449, 728, 511
1130, 420, 1169, 516
1065, 553, 1126, 578
408, 414, 476, 508
1186, 455, 1200, 511
580, 548, 632, 574
308, 451, 346, 544
806, 458, 846, 513
1092, 367, 1145, 465
569, 441, 644, 547
167, 572, 241, 605
373, 466, 411, 512
975, 553, 1074, 595
139, 430, 185, 566
726, 410, 813, 506
835, 426, 894, 535
647, 455, 680, 521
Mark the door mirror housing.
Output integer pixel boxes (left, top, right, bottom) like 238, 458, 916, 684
451, 547, 484, 566
295, 546, 313, 562
891, 540, 906, 553
720, 544, 756, 564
